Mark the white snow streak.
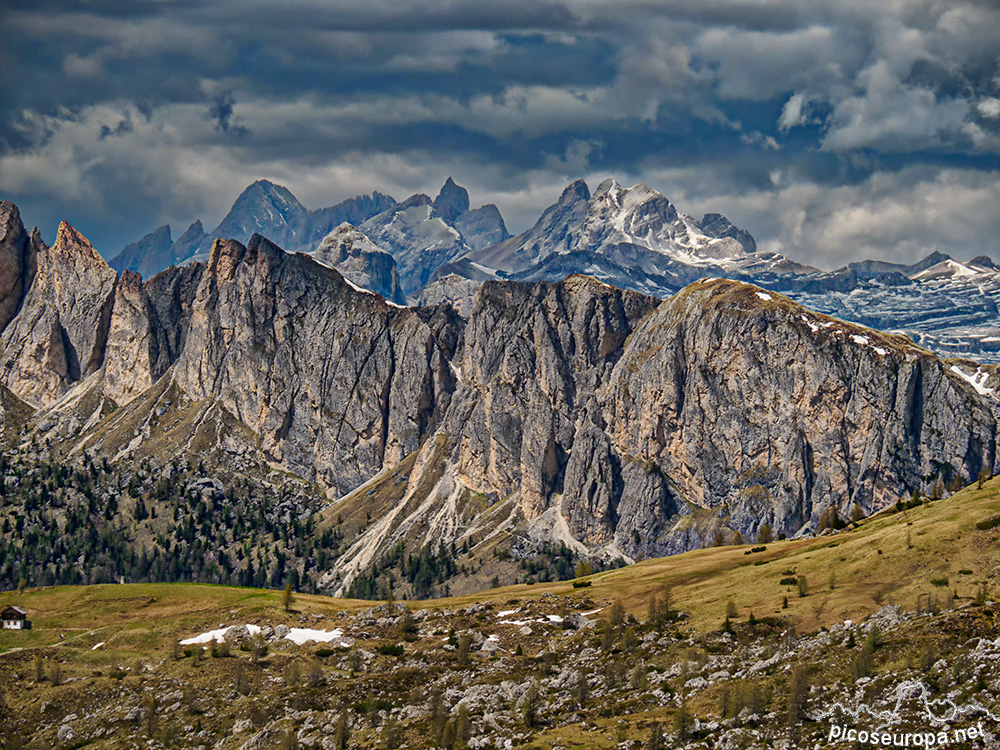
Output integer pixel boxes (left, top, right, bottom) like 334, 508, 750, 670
950, 365, 995, 396
284, 627, 345, 645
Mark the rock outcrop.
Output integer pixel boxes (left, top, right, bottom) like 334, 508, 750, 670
596, 279, 997, 552
443, 276, 660, 520
0, 201, 36, 333
311, 224, 406, 305
171, 234, 460, 491
331, 276, 998, 584
0, 221, 118, 407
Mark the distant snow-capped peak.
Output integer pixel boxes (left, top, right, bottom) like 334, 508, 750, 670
910, 258, 997, 281
584, 178, 748, 262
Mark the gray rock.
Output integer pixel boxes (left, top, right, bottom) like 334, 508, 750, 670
109, 224, 176, 280
564, 613, 596, 630
311, 224, 406, 305
171, 234, 460, 494
0, 201, 35, 334
0, 221, 117, 407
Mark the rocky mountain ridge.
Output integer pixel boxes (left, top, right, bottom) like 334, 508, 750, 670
358, 178, 510, 298
1, 196, 998, 596
109, 181, 397, 277
105, 176, 1000, 364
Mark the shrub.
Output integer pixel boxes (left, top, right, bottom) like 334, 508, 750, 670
787, 665, 809, 734
572, 580, 592, 588
975, 515, 1000, 531
780, 577, 798, 586
609, 599, 626, 626
456, 634, 472, 666
930, 577, 949, 587
377, 643, 404, 657
973, 582, 988, 606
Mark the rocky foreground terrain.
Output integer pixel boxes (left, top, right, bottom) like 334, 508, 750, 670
2, 590, 998, 749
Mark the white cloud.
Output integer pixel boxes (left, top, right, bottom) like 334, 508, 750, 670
977, 98, 1000, 119
778, 93, 809, 131
665, 166, 1000, 268
694, 25, 851, 102
739, 131, 780, 150
821, 61, 970, 152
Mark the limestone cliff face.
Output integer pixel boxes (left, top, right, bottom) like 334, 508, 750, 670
594, 279, 997, 552
1, 204, 997, 573
102, 270, 159, 406
404, 277, 998, 562
97, 263, 205, 407
0, 202, 37, 333
443, 276, 660, 519
171, 234, 459, 491
0, 221, 118, 407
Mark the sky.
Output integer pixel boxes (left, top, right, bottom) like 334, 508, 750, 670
2, 0, 1000, 269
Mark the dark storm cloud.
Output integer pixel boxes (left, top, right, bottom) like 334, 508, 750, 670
208, 92, 249, 136
2, 0, 999, 266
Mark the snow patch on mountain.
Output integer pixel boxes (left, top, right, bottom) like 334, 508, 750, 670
949, 365, 995, 396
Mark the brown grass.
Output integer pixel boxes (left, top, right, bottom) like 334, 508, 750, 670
3, 475, 999, 655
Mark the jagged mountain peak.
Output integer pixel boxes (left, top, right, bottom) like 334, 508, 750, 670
433, 177, 470, 224
206, 236, 249, 275
0, 200, 24, 239
216, 181, 307, 240
559, 178, 591, 205
0, 218, 117, 407
148, 224, 172, 242
0, 200, 32, 334
234, 179, 305, 212
593, 178, 655, 202
471, 177, 754, 275
53, 220, 111, 268
109, 224, 175, 277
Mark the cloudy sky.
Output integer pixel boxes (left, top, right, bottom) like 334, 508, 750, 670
2, 0, 1000, 268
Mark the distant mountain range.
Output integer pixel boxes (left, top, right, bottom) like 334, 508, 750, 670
106, 176, 1000, 363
